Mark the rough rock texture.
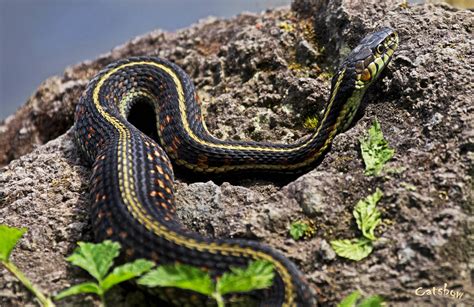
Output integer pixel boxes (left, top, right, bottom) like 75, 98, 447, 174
1, 0, 472, 306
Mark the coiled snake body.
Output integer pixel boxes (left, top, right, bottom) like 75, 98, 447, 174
74, 28, 398, 306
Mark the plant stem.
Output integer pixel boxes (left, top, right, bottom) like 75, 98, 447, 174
212, 291, 225, 307
99, 291, 106, 307
2, 260, 55, 307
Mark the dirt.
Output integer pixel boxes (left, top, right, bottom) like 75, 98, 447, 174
0, 0, 472, 306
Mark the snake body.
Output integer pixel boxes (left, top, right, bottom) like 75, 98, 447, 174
74, 28, 398, 306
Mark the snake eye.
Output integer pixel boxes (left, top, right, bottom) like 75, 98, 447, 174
376, 45, 385, 54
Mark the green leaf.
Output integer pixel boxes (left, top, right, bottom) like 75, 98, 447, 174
66, 240, 120, 282
353, 189, 383, 241
338, 291, 383, 307
338, 290, 361, 307
102, 259, 155, 291
217, 260, 275, 295
0, 225, 27, 261
289, 221, 309, 240
304, 116, 319, 130
358, 295, 384, 307
138, 263, 214, 296
54, 282, 101, 300
360, 119, 394, 176
330, 238, 373, 261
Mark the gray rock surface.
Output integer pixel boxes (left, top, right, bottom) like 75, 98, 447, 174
1, 0, 472, 306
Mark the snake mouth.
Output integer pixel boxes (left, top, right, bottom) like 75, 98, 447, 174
353, 28, 399, 89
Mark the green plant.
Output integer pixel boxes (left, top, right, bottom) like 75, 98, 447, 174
138, 260, 275, 307
338, 290, 384, 307
331, 238, 373, 262
360, 119, 394, 176
353, 189, 383, 241
289, 220, 315, 240
56, 240, 274, 307
55, 241, 154, 305
330, 189, 383, 261
0, 224, 55, 307
303, 116, 319, 130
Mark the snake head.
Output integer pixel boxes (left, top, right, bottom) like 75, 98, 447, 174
327, 28, 399, 132
343, 27, 399, 90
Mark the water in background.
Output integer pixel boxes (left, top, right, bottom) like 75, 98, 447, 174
0, 0, 290, 120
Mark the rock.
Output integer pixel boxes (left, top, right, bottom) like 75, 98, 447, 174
284, 170, 346, 218
318, 239, 336, 261
295, 39, 320, 64
1, 0, 473, 306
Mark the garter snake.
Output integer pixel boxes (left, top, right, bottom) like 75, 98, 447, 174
74, 27, 398, 306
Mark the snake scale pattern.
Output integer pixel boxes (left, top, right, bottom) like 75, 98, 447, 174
74, 28, 398, 306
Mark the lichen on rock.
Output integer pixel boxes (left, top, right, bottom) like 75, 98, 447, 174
1, 0, 473, 306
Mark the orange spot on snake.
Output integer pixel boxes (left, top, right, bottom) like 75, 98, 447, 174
126, 248, 134, 257
157, 180, 165, 189
361, 68, 371, 81
106, 227, 114, 236
151, 252, 159, 261
197, 154, 209, 168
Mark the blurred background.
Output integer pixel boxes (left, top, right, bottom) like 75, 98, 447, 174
0, 0, 472, 121
0, 0, 290, 120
